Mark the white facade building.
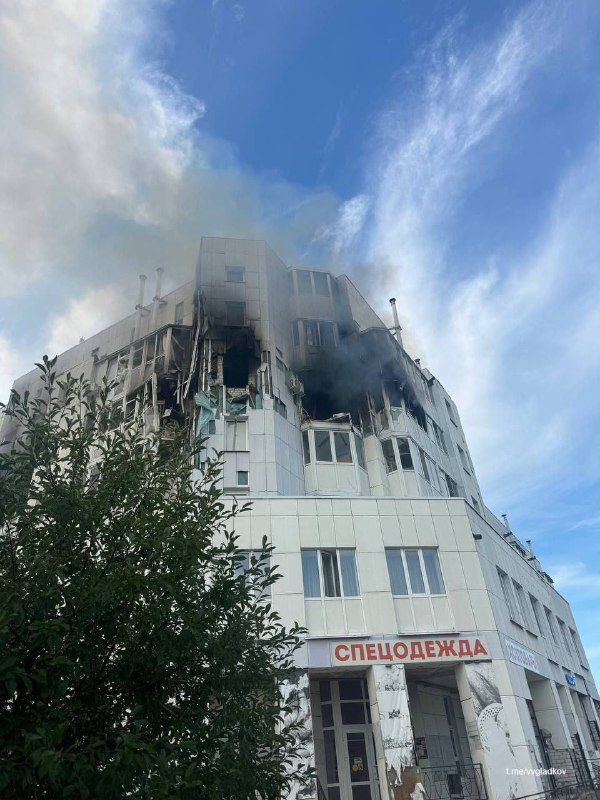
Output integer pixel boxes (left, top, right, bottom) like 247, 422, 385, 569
3, 236, 599, 800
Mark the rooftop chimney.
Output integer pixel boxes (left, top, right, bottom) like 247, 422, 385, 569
389, 298, 403, 346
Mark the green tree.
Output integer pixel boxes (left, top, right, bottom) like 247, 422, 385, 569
0, 357, 309, 799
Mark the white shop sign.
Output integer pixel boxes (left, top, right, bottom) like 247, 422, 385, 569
505, 638, 539, 673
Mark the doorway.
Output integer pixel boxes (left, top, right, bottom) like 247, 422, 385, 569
317, 676, 381, 800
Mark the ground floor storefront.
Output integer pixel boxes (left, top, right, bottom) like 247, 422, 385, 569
288, 638, 600, 800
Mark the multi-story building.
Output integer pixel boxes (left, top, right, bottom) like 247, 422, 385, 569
3, 237, 599, 800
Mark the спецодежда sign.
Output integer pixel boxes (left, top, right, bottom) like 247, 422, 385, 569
331, 636, 488, 665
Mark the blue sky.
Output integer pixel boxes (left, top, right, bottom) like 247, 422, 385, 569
0, 0, 599, 677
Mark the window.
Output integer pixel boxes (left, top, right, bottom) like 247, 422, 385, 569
334, 431, 352, 463
132, 343, 143, 368
544, 607, 559, 642
236, 470, 248, 486
381, 439, 397, 473
292, 320, 300, 346
302, 430, 311, 465
315, 430, 333, 462
529, 595, 545, 636
513, 581, 533, 632
297, 270, 312, 294
304, 320, 319, 346
417, 446, 440, 490
397, 437, 414, 469
385, 548, 445, 595
174, 301, 184, 324
423, 549, 445, 594
570, 628, 586, 666
557, 618, 571, 652
235, 550, 271, 597
301, 549, 360, 598
498, 569, 521, 624
288, 272, 294, 294
274, 397, 287, 418
226, 267, 244, 283
471, 497, 480, 512
457, 444, 470, 474
276, 357, 285, 371
319, 320, 336, 347
226, 301, 245, 326
442, 471, 459, 497
445, 399, 457, 426
225, 419, 247, 450
430, 419, 448, 453
313, 271, 329, 296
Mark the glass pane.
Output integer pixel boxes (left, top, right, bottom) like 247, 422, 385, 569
320, 680, 331, 702
320, 321, 336, 346
313, 271, 329, 296
304, 320, 319, 346
302, 430, 311, 464
423, 549, 445, 594
341, 702, 366, 725
315, 431, 333, 461
297, 270, 313, 293
418, 448, 430, 481
301, 549, 321, 597
328, 788, 341, 800
339, 549, 359, 596
321, 550, 341, 597
322, 703, 334, 728
385, 549, 408, 595
234, 551, 249, 578
292, 320, 300, 346
346, 732, 370, 783
352, 787, 372, 800
382, 439, 397, 473
334, 432, 352, 463
338, 678, 363, 701
405, 550, 425, 593
397, 437, 414, 469
324, 729, 339, 783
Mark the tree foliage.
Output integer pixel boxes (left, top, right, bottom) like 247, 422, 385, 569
0, 357, 308, 799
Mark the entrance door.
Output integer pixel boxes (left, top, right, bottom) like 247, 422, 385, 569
342, 726, 379, 800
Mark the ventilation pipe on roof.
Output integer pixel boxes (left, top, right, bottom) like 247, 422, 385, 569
389, 297, 403, 347
150, 267, 164, 330
134, 274, 147, 339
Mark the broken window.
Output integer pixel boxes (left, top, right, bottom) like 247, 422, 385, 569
313, 271, 329, 297
319, 321, 336, 347
396, 437, 414, 469
274, 397, 287, 419
334, 432, 352, 463
132, 344, 143, 369
174, 301, 184, 324
304, 320, 319, 347
223, 347, 250, 388
226, 267, 244, 283
297, 270, 312, 294
314, 430, 333, 462
381, 439, 397, 473
226, 302, 245, 327
225, 419, 247, 450
292, 321, 300, 346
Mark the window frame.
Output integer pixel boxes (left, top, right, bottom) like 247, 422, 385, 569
385, 547, 446, 597
225, 418, 248, 451
225, 266, 245, 283
301, 548, 360, 598
498, 568, 521, 624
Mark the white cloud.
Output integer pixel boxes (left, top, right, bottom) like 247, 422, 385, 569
550, 562, 600, 594
326, 0, 600, 508
47, 286, 126, 356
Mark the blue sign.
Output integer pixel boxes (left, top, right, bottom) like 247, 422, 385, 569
565, 672, 576, 687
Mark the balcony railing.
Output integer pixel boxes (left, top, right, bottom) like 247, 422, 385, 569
416, 761, 487, 799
